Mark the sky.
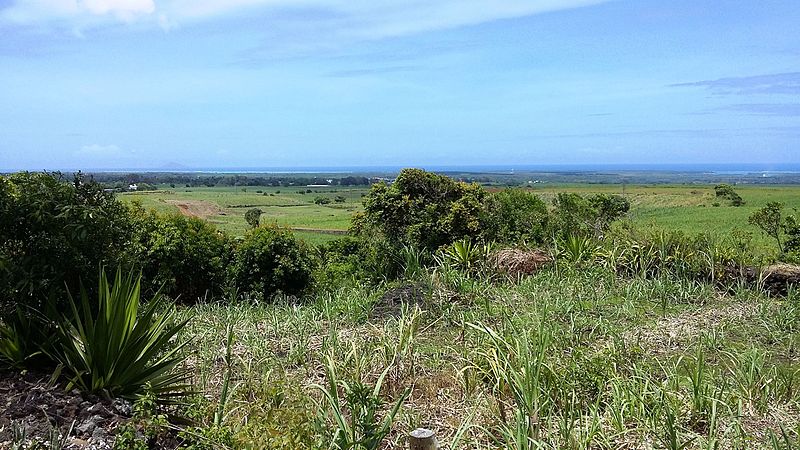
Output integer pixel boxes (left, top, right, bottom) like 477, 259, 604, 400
1, 0, 799, 170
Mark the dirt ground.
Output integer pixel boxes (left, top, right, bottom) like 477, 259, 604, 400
163, 200, 221, 219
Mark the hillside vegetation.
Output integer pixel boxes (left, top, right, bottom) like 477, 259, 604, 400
1, 169, 799, 449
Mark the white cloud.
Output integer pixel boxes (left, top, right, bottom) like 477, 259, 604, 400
81, 0, 154, 19
1, 0, 154, 25
2, 0, 608, 38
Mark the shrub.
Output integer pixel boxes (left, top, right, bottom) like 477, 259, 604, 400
314, 196, 332, 205
131, 209, 232, 302
0, 172, 135, 316
53, 268, 190, 403
231, 225, 314, 300
749, 202, 800, 258
355, 168, 486, 251
749, 202, 787, 253
551, 193, 629, 238
245, 208, 263, 229
715, 184, 745, 206
483, 189, 548, 244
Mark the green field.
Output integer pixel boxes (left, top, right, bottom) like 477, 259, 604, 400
121, 183, 800, 249
121, 185, 367, 244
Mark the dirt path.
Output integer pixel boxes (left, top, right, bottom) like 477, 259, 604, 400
164, 200, 221, 219
290, 227, 347, 235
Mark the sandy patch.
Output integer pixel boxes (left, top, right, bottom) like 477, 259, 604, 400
164, 199, 221, 219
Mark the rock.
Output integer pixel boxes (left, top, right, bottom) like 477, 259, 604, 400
77, 415, 102, 435
112, 399, 133, 417
91, 425, 108, 441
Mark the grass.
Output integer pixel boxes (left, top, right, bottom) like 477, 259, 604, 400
172, 264, 800, 449
120, 184, 800, 251
120, 185, 365, 239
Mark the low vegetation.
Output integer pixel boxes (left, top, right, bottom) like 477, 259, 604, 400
1, 169, 800, 449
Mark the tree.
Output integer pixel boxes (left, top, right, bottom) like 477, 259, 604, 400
749, 202, 786, 253
355, 168, 487, 251
0, 172, 136, 315
245, 208, 263, 229
314, 196, 332, 205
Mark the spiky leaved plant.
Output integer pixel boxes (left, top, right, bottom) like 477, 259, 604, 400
53, 267, 190, 404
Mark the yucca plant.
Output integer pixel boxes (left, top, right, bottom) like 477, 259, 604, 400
440, 238, 483, 272
52, 268, 191, 403
558, 234, 598, 265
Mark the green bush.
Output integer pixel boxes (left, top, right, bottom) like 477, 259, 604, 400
0, 172, 136, 315
483, 189, 549, 244
231, 225, 314, 300
314, 196, 332, 205
715, 184, 745, 206
551, 192, 629, 238
131, 209, 233, 302
355, 168, 486, 251
245, 208, 263, 229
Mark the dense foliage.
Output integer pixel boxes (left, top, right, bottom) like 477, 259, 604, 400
714, 183, 745, 206
551, 192, 630, 238
131, 208, 233, 301
0, 172, 135, 314
231, 225, 315, 300
356, 168, 487, 251
245, 207, 263, 229
482, 189, 549, 244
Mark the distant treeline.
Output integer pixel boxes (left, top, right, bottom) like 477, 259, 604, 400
88, 173, 375, 188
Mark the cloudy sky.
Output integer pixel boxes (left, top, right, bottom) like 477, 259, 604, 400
1, 0, 799, 170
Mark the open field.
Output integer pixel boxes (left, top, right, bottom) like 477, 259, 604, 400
177, 266, 800, 449
121, 183, 800, 250
121, 185, 366, 244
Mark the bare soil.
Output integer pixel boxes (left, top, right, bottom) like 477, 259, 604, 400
164, 199, 221, 219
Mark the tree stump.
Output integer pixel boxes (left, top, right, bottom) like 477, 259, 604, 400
409, 428, 438, 450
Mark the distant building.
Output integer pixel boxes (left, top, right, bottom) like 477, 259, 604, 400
128, 184, 138, 191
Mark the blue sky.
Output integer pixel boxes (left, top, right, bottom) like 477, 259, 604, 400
1, 0, 799, 170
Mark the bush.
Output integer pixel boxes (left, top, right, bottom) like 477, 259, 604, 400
0, 172, 136, 315
131, 209, 233, 302
551, 193, 629, 238
715, 184, 745, 206
231, 225, 314, 300
483, 189, 548, 244
314, 196, 332, 205
245, 208, 263, 228
749, 202, 800, 258
355, 168, 486, 251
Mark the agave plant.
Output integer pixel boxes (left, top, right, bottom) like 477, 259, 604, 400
440, 238, 484, 272
52, 268, 190, 403
558, 234, 598, 264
